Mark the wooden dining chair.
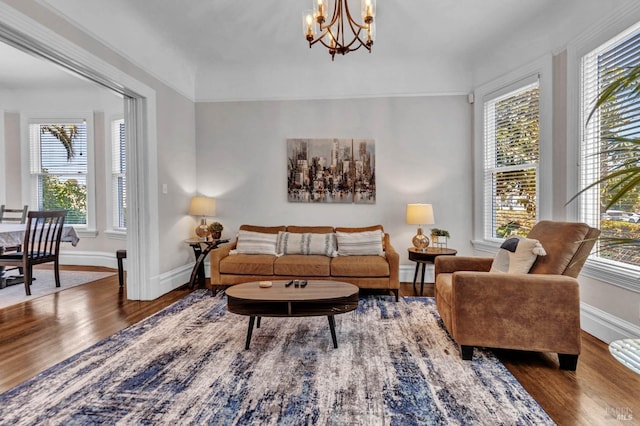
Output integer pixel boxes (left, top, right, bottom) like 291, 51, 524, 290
0, 204, 29, 253
0, 210, 66, 296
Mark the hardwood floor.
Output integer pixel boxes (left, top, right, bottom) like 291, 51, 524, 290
0, 271, 638, 424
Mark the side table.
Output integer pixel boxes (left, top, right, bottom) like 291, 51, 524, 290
408, 247, 457, 296
185, 238, 229, 289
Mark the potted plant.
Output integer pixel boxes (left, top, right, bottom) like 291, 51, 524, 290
430, 228, 450, 248
208, 222, 224, 239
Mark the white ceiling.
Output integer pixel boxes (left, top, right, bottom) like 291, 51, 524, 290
3, 0, 639, 100
0, 42, 96, 90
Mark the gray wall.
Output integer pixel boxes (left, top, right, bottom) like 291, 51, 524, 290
195, 96, 473, 266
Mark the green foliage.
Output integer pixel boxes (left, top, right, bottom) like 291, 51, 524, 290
208, 221, 223, 232
496, 221, 526, 238
41, 125, 78, 161
41, 171, 86, 224
430, 228, 450, 238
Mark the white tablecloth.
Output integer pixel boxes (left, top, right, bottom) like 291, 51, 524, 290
0, 223, 80, 247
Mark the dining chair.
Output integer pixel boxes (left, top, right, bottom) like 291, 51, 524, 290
0, 210, 66, 296
0, 204, 29, 253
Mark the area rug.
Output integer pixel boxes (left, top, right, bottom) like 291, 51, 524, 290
0, 291, 554, 425
0, 270, 115, 310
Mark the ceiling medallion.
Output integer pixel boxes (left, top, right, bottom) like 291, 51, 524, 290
303, 0, 376, 61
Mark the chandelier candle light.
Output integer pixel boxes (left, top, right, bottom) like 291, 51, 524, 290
189, 196, 217, 240
303, 0, 376, 60
406, 203, 435, 252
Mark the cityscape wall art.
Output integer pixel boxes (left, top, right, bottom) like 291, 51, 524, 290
287, 138, 376, 204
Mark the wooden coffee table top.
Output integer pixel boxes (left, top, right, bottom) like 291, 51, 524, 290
226, 280, 359, 318
226, 280, 358, 302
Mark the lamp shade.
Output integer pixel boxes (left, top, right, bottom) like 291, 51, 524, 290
189, 196, 216, 217
406, 203, 434, 225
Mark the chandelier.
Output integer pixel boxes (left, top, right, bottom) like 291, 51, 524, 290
303, 0, 376, 61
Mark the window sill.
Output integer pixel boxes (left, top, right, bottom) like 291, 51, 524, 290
75, 229, 98, 238
104, 230, 127, 241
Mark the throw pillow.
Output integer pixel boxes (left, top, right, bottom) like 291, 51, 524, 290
490, 235, 547, 274
276, 232, 337, 257
235, 230, 279, 255
336, 230, 384, 256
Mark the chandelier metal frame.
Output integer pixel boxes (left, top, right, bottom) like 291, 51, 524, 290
303, 0, 376, 61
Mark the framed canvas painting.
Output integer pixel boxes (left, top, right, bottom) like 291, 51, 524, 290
287, 138, 375, 204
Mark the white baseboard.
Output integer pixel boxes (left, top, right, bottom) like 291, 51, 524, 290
59, 250, 196, 300
400, 264, 434, 286
581, 302, 640, 343
59, 251, 119, 269
155, 264, 192, 297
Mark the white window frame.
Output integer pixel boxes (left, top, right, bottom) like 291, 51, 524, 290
472, 55, 553, 252
567, 10, 640, 293
104, 115, 127, 239
21, 112, 97, 238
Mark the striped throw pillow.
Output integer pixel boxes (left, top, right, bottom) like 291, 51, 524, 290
235, 230, 279, 255
336, 230, 384, 256
276, 232, 337, 257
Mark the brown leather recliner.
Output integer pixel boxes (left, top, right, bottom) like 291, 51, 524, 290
434, 221, 600, 370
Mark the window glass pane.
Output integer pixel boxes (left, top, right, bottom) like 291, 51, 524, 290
111, 119, 126, 230
581, 26, 640, 267
30, 123, 88, 225
484, 82, 539, 239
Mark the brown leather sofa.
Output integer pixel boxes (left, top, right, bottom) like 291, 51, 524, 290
210, 224, 400, 300
434, 221, 600, 370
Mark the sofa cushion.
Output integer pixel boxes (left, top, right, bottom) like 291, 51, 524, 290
336, 230, 384, 256
490, 236, 546, 274
235, 230, 279, 255
331, 255, 389, 277
276, 231, 337, 256
274, 255, 330, 276
220, 254, 276, 275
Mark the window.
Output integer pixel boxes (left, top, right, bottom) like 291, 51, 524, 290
483, 81, 540, 239
580, 23, 640, 268
111, 119, 126, 230
29, 120, 88, 225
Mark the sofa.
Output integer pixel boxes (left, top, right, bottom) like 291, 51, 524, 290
210, 224, 400, 300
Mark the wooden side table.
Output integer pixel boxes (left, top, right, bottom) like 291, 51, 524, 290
408, 247, 457, 296
185, 238, 229, 289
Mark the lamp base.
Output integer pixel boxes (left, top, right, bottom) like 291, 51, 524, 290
412, 227, 430, 252
195, 218, 210, 240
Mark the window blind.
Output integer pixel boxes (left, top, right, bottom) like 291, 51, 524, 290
484, 81, 540, 239
29, 122, 88, 225
580, 23, 640, 267
111, 119, 127, 230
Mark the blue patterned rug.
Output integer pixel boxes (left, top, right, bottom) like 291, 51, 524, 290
0, 291, 554, 425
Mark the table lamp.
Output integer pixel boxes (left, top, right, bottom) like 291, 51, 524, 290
406, 203, 434, 252
189, 196, 216, 240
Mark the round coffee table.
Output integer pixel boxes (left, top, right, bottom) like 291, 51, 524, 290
226, 280, 359, 349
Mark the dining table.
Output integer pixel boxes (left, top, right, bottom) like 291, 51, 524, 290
0, 223, 80, 287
